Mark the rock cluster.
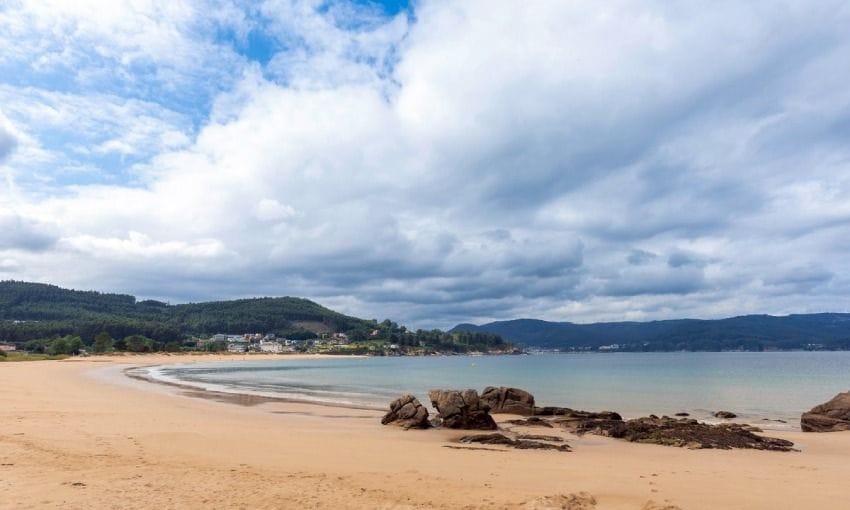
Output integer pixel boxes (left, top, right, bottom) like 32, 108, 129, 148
381, 386, 796, 453
583, 415, 795, 451
801, 392, 850, 432
458, 433, 571, 452
551, 410, 624, 434
506, 416, 554, 428
380, 394, 431, 429
428, 389, 497, 429
480, 386, 536, 415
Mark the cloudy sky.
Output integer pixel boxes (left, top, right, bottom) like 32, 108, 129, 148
1, 1, 849, 328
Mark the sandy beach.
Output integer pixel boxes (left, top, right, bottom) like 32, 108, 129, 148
2, 354, 849, 509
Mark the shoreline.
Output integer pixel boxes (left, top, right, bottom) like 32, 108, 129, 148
123, 364, 387, 412
3, 354, 850, 509
123, 353, 807, 431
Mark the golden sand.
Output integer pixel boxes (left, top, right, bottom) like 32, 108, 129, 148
2, 354, 848, 509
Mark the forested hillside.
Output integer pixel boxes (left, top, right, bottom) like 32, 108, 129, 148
0, 281, 368, 344
0, 281, 509, 354
452, 313, 850, 351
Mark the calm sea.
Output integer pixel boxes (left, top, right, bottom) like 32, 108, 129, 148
144, 352, 850, 427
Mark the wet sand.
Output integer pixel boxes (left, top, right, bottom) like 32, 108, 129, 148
2, 353, 848, 509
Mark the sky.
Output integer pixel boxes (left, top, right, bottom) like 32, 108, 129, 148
1, 1, 849, 329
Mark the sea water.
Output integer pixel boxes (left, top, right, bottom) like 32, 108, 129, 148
145, 352, 850, 426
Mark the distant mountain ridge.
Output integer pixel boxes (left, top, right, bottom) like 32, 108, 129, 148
451, 314, 850, 351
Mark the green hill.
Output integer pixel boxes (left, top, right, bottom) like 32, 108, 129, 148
451, 314, 850, 351
0, 280, 373, 344
0, 281, 509, 354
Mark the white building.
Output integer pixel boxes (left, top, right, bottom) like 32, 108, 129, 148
259, 340, 285, 353
598, 344, 620, 351
227, 342, 248, 352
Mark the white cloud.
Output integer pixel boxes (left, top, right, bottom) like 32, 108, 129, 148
0, 0, 248, 87
254, 199, 297, 221
0, 111, 16, 163
1, 1, 850, 327
0, 258, 20, 272
60, 231, 229, 260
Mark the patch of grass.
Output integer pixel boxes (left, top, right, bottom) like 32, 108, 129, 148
0, 352, 69, 362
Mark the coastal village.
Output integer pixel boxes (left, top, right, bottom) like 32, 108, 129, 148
195, 332, 408, 355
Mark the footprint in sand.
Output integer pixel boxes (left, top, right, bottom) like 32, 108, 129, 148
515, 492, 597, 509
642, 502, 682, 510
513, 493, 683, 510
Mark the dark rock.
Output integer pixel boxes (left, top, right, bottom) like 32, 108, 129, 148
579, 415, 794, 451
428, 389, 497, 430
714, 411, 737, 419
516, 434, 563, 442
459, 433, 514, 445
511, 440, 571, 452
480, 386, 536, 415
381, 394, 431, 429
459, 433, 571, 452
801, 392, 850, 432
533, 406, 576, 416
674, 412, 690, 417
551, 410, 624, 435
458, 432, 514, 445
506, 416, 554, 428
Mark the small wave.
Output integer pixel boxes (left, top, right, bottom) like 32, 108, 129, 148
136, 364, 386, 410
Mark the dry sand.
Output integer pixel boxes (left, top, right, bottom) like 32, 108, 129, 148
2, 353, 849, 509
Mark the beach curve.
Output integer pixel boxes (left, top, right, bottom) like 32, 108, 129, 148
2, 353, 850, 509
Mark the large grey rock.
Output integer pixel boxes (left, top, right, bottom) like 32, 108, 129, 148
428, 389, 497, 430
381, 394, 431, 429
801, 392, 850, 432
480, 386, 536, 415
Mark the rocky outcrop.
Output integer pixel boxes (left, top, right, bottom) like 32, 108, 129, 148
516, 434, 563, 442
381, 394, 430, 429
533, 406, 578, 416
801, 392, 850, 432
581, 415, 794, 451
534, 406, 622, 420
480, 386, 536, 415
714, 411, 737, 419
459, 433, 571, 452
506, 416, 554, 428
551, 410, 624, 435
428, 389, 497, 429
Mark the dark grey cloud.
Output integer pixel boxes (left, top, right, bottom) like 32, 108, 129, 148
601, 266, 707, 298
667, 250, 706, 269
628, 250, 657, 266
763, 265, 834, 293
0, 212, 57, 252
